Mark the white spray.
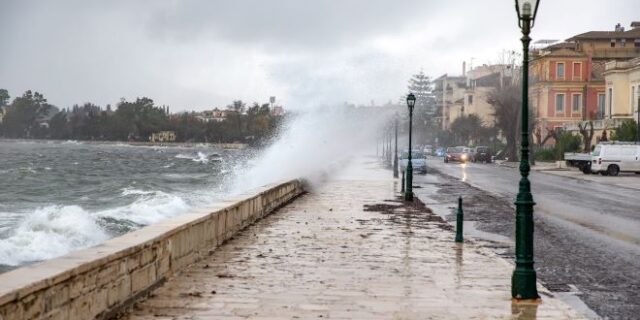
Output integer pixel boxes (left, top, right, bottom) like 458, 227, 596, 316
231, 105, 392, 192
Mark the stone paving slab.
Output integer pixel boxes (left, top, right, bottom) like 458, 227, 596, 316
123, 161, 585, 319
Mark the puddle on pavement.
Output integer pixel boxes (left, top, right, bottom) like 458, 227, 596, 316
362, 196, 453, 231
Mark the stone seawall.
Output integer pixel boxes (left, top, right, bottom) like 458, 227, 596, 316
0, 180, 303, 320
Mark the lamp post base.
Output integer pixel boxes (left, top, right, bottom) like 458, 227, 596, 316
404, 164, 413, 201
512, 268, 539, 300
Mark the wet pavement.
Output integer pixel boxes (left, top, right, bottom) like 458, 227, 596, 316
418, 158, 640, 319
122, 158, 584, 319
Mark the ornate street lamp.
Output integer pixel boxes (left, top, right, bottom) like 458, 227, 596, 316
513, 0, 540, 300
405, 93, 416, 201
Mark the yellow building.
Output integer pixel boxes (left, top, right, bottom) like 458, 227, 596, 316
433, 74, 466, 130
603, 57, 640, 120
464, 64, 518, 127
149, 131, 177, 143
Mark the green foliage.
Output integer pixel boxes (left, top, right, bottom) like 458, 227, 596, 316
555, 131, 581, 159
612, 119, 638, 142
534, 148, 556, 161
406, 70, 439, 145
0, 89, 9, 107
407, 71, 433, 113
448, 114, 495, 146
1, 90, 54, 138
0, 90, 284, 144
532, 131, 581, 161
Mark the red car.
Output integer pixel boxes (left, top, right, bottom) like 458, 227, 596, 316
444, 146, 471, 163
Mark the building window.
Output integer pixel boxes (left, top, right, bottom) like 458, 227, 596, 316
556, 93, 565, 113
621, 39, 627, 47
598, 93, 605, 119
635, 40, 640, 48
556, 62, 565, 80
633, 86, 636, 113
572, 62, 582, 81
468, 95, 473, 105
610, 39, 616, 48
572, 93, 582, 113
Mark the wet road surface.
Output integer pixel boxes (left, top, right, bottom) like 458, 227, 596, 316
417, 159, 640, 319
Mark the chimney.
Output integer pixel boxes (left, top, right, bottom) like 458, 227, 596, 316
631, 21, 640, 30
462, 61, 466, 76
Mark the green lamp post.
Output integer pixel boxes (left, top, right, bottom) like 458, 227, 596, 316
405, 93, 416, 201
512, 0, 540, 300
393, 113, 399, 178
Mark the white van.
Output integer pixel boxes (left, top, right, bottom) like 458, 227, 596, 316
590, 142, 640, 176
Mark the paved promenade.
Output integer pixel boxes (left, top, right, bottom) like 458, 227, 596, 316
123, 158, 585, 319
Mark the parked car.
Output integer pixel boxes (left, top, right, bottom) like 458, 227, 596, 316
589, 142, 640, 176
471, 146, 492, 163
435, 147, 445, 157
423, 145, 434, 156
399, 150, 428, 174
444, 146, 471, 163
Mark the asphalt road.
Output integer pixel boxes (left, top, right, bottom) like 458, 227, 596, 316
414, 159, 640, 319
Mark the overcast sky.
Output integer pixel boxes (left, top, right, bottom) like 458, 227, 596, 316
0, 0, 638, 111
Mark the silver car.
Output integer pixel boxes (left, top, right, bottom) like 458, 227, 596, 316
399, 150, 427, 174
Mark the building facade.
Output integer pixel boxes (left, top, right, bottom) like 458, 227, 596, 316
463, 64, 518, 127
433, 74, 466, 130
531, 22, 640, 144
603, 57, 640, 121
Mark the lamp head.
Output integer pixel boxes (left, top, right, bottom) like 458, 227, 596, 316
406, 93, 416, 112
515, 0, 540, 28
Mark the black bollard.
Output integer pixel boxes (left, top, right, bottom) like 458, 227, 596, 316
455, 196, 464, 243
401, 170, 405, 193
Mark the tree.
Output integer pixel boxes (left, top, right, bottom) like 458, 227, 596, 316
407, 70, 437, 144
487, 83, 521, 161
2, 90, 53, 138
449, 114, 490, 146
613, 119, 638, 141
113, 97, 168, 141
0, 89, 9, 107
578, 121, 595, 152
407, 70, 433, 114
555, 131, 581, 159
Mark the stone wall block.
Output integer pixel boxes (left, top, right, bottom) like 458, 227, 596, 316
43, 283, 69, 313
131, 264, 156, 295
155, 255, 171, 278
216, 211, 226, 245
106, 276, 131, 308
68, 293, 91, 320
126, 252, 143, 273
89, 286, 108, 318
0, 299, 24, 320
43, 305, 69, 320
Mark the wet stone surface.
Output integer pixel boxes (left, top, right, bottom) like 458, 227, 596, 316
416, 167, 640, 320
123, 171, 583, 319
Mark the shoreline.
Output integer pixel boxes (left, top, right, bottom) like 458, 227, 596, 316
0, 138, 248, 149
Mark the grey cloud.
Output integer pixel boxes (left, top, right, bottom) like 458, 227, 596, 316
144, 0, 441, 49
